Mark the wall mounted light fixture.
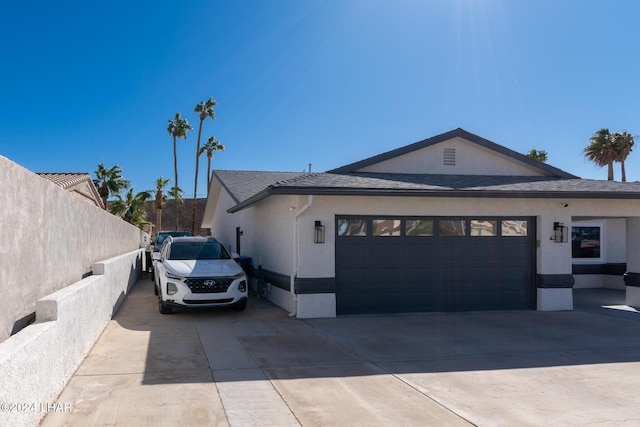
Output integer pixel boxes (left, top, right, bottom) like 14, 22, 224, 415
553, 222, 568, 243
314, 220, 325, 244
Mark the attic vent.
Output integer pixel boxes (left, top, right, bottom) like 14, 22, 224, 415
443, 148, 456, 166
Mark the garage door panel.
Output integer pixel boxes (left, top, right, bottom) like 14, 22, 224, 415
369, 244, 405, 265
336, 243, 368, 265
336, 216, 535, 314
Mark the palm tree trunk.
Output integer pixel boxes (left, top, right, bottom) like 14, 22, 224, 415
207, 156, 212, 195
156, 207, 162, 234
192, 119, 204, 235
173, 136, 179, 230
100, 182, 109, 210
621, 161, 627, 182
607, 162, 614, 181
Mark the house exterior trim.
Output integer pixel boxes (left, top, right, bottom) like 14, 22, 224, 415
573, 263, 626, 275
259, 269, 336, 294
228, 186, 640, 213
295, 277, 336, 294
623, 272, 640, 287
536, 274, 575, 288
260, 269, 290, 291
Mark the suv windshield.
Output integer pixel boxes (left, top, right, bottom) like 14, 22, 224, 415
167, 241, 231, 261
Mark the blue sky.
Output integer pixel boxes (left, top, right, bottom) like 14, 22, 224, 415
1, 0, 640, 198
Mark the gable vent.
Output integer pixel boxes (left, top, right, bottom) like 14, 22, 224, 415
443, 148, 456, 166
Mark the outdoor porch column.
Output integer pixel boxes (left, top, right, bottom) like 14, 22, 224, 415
536, 214, 574, 311
624, 217, 640, 308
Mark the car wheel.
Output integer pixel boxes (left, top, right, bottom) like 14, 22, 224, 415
231, 299, 247, 311
158, 298, 173, 314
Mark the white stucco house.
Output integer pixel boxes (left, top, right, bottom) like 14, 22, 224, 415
202, 128, 640, 317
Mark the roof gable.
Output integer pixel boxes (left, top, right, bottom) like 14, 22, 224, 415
329, 128, 577, 179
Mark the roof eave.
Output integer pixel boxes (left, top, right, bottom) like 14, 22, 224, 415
226, 186, 640, 212
226, 188, 272, 213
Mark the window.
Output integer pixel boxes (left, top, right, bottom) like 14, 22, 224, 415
572, 226, 601, 259
372, 219, 401, 236
337, 218, 367, 236
471, 220, 497, 236
439, 220, 466, 236
406, 219, 434, 236
502, 220, 528, 237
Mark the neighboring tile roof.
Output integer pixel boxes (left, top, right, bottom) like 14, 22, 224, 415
36, 172, 93, 189
213, 170, 640, 213
36, 172, 104, 209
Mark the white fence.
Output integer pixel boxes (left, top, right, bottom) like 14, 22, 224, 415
0, 156, 146, 341
0, 250, 144, 427
0, 155, 147, 427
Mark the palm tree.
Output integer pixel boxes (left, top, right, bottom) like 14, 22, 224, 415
525, 148, 548, 163
584, 128, 617, 181
93, 163, 130, 209
168, 185, 184, 230
612, 131, 635, 182
154, 177, 171, 233
199, 135, 225, 195
192, 97, 217, 234
109, 188, 152, 230
167, 112, 192, 226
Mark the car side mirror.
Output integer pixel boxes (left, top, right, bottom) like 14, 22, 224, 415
231, 252, 240, 259
152, 252, 162, 262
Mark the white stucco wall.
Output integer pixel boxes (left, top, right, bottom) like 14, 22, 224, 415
0, 157, 146, 342
209, 187, 300, 275
358, 137, 549, 176
0, 249, 143, 427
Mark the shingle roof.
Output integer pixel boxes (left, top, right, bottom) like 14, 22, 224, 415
213, 170, 640, 213
210, 128, 640, 213
212, 170, 309, 204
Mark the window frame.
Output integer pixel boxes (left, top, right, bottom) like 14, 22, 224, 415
335, 216, 531, 239
571, 222, 604, 263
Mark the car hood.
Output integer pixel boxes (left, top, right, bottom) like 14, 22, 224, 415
164, 259, 244, 277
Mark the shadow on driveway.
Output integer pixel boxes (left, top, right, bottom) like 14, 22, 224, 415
106, 279, 640, 382
43, 279, 640, 427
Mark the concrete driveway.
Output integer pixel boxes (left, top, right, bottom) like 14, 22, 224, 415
41, 278, 640, 427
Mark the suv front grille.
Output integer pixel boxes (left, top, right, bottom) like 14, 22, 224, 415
184, 277, 234, 293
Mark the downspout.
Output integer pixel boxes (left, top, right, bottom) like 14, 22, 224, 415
290, 195, 313, 317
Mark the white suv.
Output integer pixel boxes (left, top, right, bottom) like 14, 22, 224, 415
152, 236, 248, 314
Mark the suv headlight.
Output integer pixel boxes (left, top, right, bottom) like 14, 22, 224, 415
165, 271, 184, 280
231, 272, 246, 280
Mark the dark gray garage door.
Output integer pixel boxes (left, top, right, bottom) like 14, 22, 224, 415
335, 216, 536, 314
